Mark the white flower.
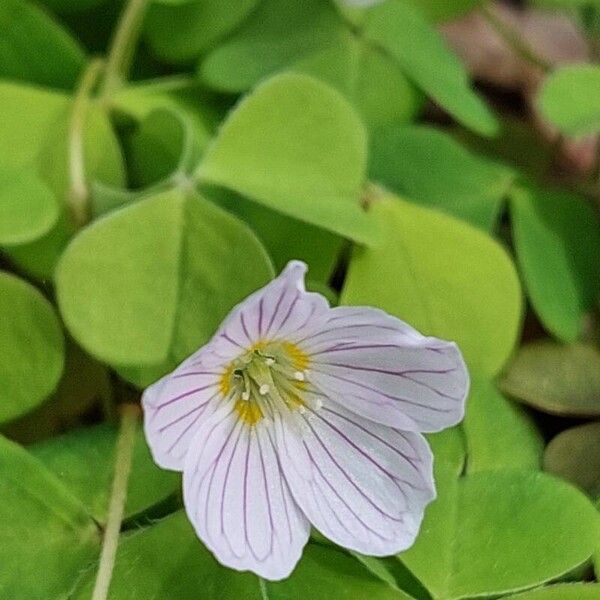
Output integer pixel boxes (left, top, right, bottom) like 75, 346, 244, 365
142, 261, 468, 580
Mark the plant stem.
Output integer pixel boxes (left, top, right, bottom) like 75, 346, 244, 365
67, 58, 104, 229
101, 0, 149, 100
481, 4, 552, 74
91, 404, 139, 600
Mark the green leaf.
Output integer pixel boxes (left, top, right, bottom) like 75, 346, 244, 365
56, 189, 274, 374
364, 0, 498, 136
144, 0, 259, 63
293, 34, 422, 128
200, 0, 346, 92
2, 340, 111, 444
124, 107, 202, 188
369, 125, 514, 230
0, 0, 85, 89
500, 341, 600, 416
427, 426, 467, 475
538, 65, 600, 137
409, 0, 482, 21
207, 186, 344, 283
0, 81, 67, 171
72, 511, 412, 599
463, 377, 543, 473
0, 434, 99, 597
200, 0, 421, 128
1, 82, 125, 279
341, 196, 523, 377
31, 422, 179, 523
38, 0, 108, 12
510, 184, 600, 342
0, 272, 65, 424
400, 469, 600, 599
0, 165, 58, 245
544, 422, 600, 499
506, 583, 600, 599
198, 73, 376, 244
112, 76, 221, 152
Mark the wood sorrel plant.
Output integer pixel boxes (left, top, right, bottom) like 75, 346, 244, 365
1, 0, 600, 598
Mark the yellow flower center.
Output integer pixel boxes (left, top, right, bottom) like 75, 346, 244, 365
219, 341, 310, 426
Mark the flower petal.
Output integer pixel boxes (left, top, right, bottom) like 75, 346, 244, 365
276, 398, 435, 556
142, 354, 224, 471
183, 406, 310, 580
301, 307, 469, 432
210, 260, 330, 362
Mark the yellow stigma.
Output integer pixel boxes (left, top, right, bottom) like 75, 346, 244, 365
281, 342, 310, 371
235, 399, 263, 425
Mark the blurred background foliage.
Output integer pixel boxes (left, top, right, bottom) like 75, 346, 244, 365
2, 0, 600, 598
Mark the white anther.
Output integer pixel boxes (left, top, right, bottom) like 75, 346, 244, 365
242, 391, 250, 401
294, 371, 305, 381
265, 357, 275, 366
259, 384, 270, 396
314, 398, 323, 410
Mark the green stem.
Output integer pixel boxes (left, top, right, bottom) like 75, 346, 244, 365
101, 0, 149, 100
481, 4, 552, 74
67, 58, 104, 229
91, 404, 139, 600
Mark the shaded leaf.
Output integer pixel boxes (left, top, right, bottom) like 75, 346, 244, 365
544, 422, 600, 499
0, 0, 85, 89
200, 0, 421, 128
510, 184, 600, 342
0, 435, 99, 597
501, 342, 600, 416
364, 0, 498, 136
144, 0, 259, 63
369, 124, 514, 230
0, 272, 65, 424
31, 422, 179, 523
72, 511, 412, 599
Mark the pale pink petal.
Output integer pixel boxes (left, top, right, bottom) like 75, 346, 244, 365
300, 307, 469, 432
183, 406, 310, 581
142, 352, 226, 471
209, 261, 330, 362
276, 398, 435, 556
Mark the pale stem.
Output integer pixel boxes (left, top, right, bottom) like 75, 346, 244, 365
67, 58, 104, 229
101, 0, 150, 100
91, 404, 139, 600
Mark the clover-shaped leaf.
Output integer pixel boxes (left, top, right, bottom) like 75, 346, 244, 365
198, 72, 376, 244
56, 189, 274, 382
342, 195, 523, 376
0, 272, 65, 424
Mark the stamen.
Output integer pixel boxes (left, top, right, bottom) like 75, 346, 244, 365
259, 384, 270, 396
265, 358, 275, 366
242, 391, 250, 401
294, 371, 305, 381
